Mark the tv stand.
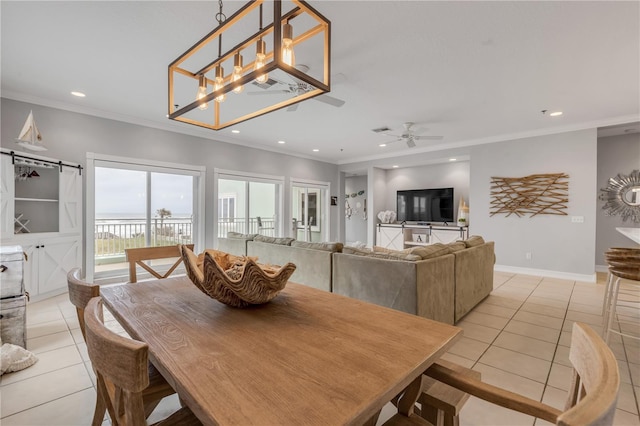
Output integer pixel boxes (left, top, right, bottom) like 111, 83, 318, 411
376, 223, 468, 250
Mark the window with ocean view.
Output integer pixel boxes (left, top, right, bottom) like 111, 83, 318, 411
216, 171, 283, 239
86, 153, 205, 282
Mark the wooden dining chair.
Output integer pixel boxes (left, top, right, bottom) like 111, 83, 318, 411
125, 244, 194, 283
67, 269, 178, 421
385, 323, 619, 426
67, 268, 100, 339
84, 297, 201, 426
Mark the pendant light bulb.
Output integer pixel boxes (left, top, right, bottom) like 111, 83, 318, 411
282, 21, 295, 67
214, 65, 226, 103
255, 39, 268, 84
197, 74, 208, 110
232, 52, 244, 94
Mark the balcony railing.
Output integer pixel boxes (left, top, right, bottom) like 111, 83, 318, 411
216, 217, 276, 238
94, 216, 276, 260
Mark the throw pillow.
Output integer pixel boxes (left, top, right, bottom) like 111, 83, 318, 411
464, 235, 485, 248
291, 241, 344, 252
227, 232, 257, 240
254, 235, 295, 245
446, 241, 467, 252
408, 243, 450, 259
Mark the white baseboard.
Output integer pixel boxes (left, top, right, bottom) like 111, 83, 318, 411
494, 264, 596, 283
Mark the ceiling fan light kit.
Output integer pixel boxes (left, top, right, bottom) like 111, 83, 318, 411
168, 0, 331, 131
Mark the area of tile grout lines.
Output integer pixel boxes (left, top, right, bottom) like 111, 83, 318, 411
2, 272, 639, 425
447, 272, 640, 426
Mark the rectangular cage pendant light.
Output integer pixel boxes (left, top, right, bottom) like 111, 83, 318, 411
168, 0, 331, 131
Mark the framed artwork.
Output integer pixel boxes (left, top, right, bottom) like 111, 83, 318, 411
331, 196, 338, 206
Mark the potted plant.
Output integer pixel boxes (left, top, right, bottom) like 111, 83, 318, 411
457, 217, 467, 227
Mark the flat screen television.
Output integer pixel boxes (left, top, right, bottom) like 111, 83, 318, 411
397, 188, 454, 223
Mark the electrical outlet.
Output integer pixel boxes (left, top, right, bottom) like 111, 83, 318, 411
525, 252, 532, 260
571, 216, 584, 223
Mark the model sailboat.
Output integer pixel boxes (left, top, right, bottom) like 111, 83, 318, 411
15, 110, 47, 151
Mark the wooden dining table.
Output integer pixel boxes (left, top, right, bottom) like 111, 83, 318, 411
100, 276, 461, 425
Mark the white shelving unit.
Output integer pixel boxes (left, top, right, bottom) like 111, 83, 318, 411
1, 149, 83, 300
376, 223, 468, 249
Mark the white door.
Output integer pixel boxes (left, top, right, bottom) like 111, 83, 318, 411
59, 167, 82, 234
291, 184, 329, 242
0, 155, 15, 235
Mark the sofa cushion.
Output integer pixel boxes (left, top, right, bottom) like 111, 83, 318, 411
253, 235, 295, 245
291, 240, 344, 252
464, 235, 485, 248
343, 246, 374, 256
407, 243, 450, 259
446, 241, 467, 252
344, 246, 421, 261
227, 232, 257, 240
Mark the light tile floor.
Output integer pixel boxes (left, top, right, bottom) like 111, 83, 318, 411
1, 272, 639, 425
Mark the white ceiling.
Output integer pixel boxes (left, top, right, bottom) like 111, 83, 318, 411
2, 1, 639, 166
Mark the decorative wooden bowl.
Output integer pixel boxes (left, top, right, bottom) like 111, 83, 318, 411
179, 245, 296, 308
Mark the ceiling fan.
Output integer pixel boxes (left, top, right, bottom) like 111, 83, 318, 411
377, 122, 443, 148
248, 64, 345, 112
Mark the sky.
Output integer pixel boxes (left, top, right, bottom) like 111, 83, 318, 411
95, 167, 193, 217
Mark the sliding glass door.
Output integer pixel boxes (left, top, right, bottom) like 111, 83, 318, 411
216, 172, 283, 238
87, 154, 205, 282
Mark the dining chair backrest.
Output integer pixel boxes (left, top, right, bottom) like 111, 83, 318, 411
125, 244, 194, 283
84, 296, 149, 426
67, 268, 100, 340
558, 322, 620, 425
424, 322, 619, 426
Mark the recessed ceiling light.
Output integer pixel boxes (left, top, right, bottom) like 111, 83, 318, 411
312, 149, 319, 152
392, 165, 399, 168
231, 130, 240, 134
549, 111, 563, 117
379, 143, 387, 147
71, 91, 86, 97
449, 158, 457, 162
278, 140, 286, 144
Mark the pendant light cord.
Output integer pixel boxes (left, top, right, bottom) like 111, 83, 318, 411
216, 0, 226, 58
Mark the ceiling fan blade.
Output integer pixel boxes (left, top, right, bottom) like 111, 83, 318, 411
313, 94, 345, 107
410, 126, 428, 135
287, 103, 299, 112
247, 90, 290, 96
413, 135, 444, 141
406, 139, 416, 148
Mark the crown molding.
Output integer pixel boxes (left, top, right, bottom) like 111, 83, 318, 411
1, 91, 334, 166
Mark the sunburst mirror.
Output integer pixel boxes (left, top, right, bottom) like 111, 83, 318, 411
599, 169, 640, 223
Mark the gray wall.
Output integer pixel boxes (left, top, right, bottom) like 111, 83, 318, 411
345, 175, 368, 243
596, 133, 640, 266
470, 129, 598, 278
384, 161, 470, 224
1, 98, 341, 253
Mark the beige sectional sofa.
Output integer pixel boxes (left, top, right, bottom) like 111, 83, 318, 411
332, 237, 495, 324
217, 233, 494, 324
218, 234, 342, 292
332, 250, 455, 324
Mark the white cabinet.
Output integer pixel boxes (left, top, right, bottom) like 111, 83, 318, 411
377, 225, 405, 250
376, 224, 468, 249
1, 149, 83, 300
19, 236, 81, 297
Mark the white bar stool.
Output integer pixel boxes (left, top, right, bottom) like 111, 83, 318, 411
604, 263, 640, 345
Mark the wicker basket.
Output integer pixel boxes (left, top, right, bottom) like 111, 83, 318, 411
179, 245, 296, 308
